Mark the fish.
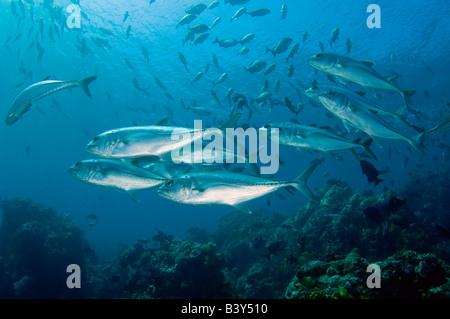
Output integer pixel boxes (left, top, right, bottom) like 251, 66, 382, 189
176, 14, 197, 29
307, 52, 416, 113
247, 8, 271, 17
212, 53, 222, 72
213, 37, 239, 48
208, 1, 220, 10
238, 33, 254, 45
85, 124, 223, 159
263, 63, 276, 76
424, 109, 450, 136
6, 76, 96, 125
230, 7, 247, 22
287, 64, 295, 77
68, 159, 167, 200
178, 52, 189, 73
237, 46, 250, 55
122, 11, 129, 24
191, 32, 209, 45
185, 3, 207, 15
286, 42, 299, 62
311, 88, 426, 155
210, 17, 222, 29
266, 37, 293, 58
214, 73, 228, 86
346, 38, 352, 54
126, 25, 131, 38
189, 23, 210, 35
182, 30, 194, 46
302, 30, 308, 43
416, 109, 450, 146
191, 72, 204, 84
264, 122, 377, 160
360, 160, 383, 187
251, 92, 272, 105
157, 160, 321, 213
245, 60, 267, 74
141, 46, 150, 62
281, 4, 288, 20
308, 85, 413, 128
284, 97, 298, 115
154, 76, 167, 91
224, 0, 250, 6
329, 28, 340, 47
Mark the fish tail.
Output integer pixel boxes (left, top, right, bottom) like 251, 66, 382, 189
79, 75, 97, 99
400, 89, 416, 114
265, 47, 275, 57
291, 159, 320, 203
408, 135, 427, 156
413, 131, 427, 149
362, 138, 378, 161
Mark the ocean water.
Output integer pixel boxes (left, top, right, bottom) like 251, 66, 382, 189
0, 0, 449, 298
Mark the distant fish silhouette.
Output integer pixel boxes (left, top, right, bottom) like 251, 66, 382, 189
360, 160, 383, 187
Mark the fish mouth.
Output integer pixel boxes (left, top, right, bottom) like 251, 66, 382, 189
5, 114, 18, 126
156, 187, 169, 198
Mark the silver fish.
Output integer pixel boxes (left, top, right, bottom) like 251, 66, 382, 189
263, 122, 377, 160
86, 125, 221, 159
307, 52, 415, 113
157, 160, 321, 213
307, 86, 413, 128
314, 89, 426, 155
6, 75, 96, 125
68, 158, 166, 199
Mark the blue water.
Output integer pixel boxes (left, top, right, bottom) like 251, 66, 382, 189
0, 0, 449, 261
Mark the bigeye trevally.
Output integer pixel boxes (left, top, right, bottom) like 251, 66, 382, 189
6, 75, 96, 125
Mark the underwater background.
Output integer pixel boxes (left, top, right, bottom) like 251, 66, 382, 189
0, 0, 449, 299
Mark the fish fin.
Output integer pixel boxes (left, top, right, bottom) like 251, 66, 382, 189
234, 203, 252, 214
291, 159, 321, 203
78, 75, 97, 99
350, 149, 361, 161
127, 190, 141, 203
399, 89, 416, 114
155, 117, 170, 126
265, 47, 275, 58
361, 138, 378, 161
342, 120, 353, 134
407, 136, 427, 156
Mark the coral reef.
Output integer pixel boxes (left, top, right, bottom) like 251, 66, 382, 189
97, 236, 235, 299
0, 197, 94, 298
285, 249, 449, 299
0, 170, 449, 299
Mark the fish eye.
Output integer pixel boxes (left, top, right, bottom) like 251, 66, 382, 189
75, 162, 81, 167
165, 180, 173, 187
93, 137, 99, 142
316, 53, 323, 58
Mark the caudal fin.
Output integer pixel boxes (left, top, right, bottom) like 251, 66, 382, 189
361, 138, 378, 161
291, 159, 321, 203
79, 75, 97, 99
265, 47, 275, 57
407, 135, 426, 156
400, 89, 416, 114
